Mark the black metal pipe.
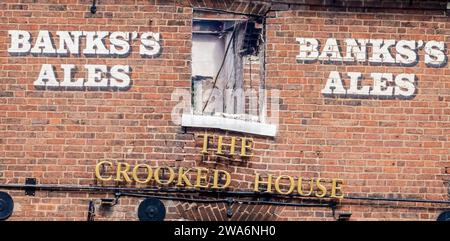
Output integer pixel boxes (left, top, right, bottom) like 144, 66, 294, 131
121, 192, 230, 203
1, 183, 450, 205
90, 0, 97, 14
0, 183, 256, 195
0, 183, 342, 204
120, 192, 330, 208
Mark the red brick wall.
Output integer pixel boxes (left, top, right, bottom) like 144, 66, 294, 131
265, 5, 450, 220
0, 0, 449, 221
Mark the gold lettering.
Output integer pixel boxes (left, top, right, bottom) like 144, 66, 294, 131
229, 137, 236, 155
93, 161, 346, 199
132, 164, 153, 184
217, 136, 224, 155
331, 179, 344, 199
177, 167, 193, 187
315, 178, 327, 198
253, 173, 273, 193
199, 133, 210, 154
241, 138, 254, 157
95, 161, 113, 181
212, 169, 231, 189
195, 168, 209, 188
216, 136, 236, 155
154, 167, 175, 185
216, 136, 237, 155
114, 162, 132, 182
297, 178, 314, 196
274, 175, 295, 195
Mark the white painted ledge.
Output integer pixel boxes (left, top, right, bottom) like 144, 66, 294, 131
181, 114, 277, 137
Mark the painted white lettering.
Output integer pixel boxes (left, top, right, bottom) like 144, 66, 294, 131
30, 30, 56, 55
424, 41, 446, 67
140, 32, 161, 57
8, 30, 31, 54
56, 31, 82, 56
85, 64, 108, 87
394, 74, 415, 97
343, 39, 368, 63
83, 31, 110, 56
110, 65, 131, 88
395, 40, 418, 66
370, 73, 394, 96
369, 39, 396, 64
34, 64, 59, 87
60, 64, 84, 87
110, 32, 131, 56
318, 38, 343, 62
346, 72, 370, 96
321, 71, 346, 95
296, 38, 320, 61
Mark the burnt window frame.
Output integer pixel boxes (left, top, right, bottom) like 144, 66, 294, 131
181, 11, 276, 137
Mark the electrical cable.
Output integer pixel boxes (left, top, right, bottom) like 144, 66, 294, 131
264, 1, 447, 13
194, 3, 447, 17
194, 7, 265, 18
202, 22, 240, 112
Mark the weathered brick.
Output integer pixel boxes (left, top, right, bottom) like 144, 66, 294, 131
0, 0, 449, 221
0, 91, 13, 97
